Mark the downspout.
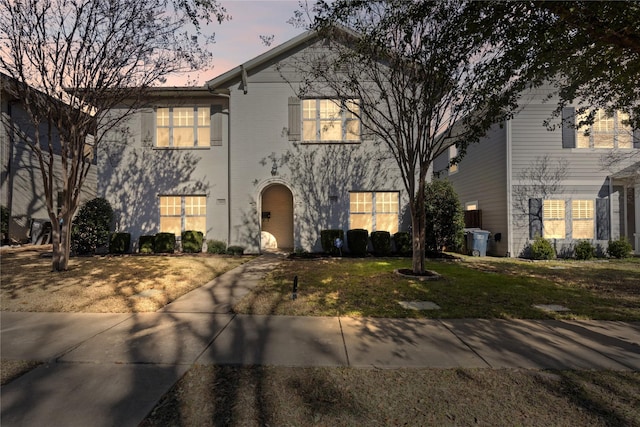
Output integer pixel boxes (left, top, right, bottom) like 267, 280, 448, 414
608, 176, 614, 239
206, 86, 232, 246
506, 118, 513, 257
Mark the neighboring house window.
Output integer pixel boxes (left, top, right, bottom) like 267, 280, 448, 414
576, 110, 632, 149
302, 99, 360, 142
543, 199, 565, 239
156, 107, 210, 147
465, 201, 478, 211
449, 145, 458, 174
349, 191, 399, 233
572, 199, 594, 239
159, 195, 206, 235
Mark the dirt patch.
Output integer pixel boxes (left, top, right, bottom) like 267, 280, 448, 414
1, 360, 42, 385
141, 366, 640, 426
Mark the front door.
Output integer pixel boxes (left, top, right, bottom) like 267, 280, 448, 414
260, 184, 293, 250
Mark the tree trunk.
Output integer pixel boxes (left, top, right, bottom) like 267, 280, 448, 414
410, 180, 427, 274
51, 216, 72, 272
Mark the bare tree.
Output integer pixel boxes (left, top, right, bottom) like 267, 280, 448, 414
290, 1, 536, 273
0, 0, 227, 270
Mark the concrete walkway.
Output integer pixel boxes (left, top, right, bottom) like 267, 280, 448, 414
2, 253, 640, 427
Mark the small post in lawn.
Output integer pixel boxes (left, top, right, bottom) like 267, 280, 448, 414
292, 275, 298, 300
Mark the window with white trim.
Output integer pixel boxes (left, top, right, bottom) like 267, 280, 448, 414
156, 107, 210, 147
572, 199, 594, 239
159, 195, 206, 235
577, 110, 632, 149
303, 99, 360, 142
349, 191, 399, 233
543, 199, 565, 239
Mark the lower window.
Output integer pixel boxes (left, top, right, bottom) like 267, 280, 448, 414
572, 200, 594, 239
349, 191, 399, 233
159, 195, 206, 235
543, 200, 565, 239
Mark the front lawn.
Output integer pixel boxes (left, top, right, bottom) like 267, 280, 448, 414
233, 256, 640, 320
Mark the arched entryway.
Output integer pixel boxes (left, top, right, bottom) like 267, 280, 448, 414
260, 184, 294, 250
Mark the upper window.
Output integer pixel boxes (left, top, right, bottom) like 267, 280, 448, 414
159, 195, 206, 235
449, 145, 459, 174
303, 99, 360, 142
543, 199, 565, 239
156, 107, 210, 148
349, 191, 399, 234
577, 110, 632, 149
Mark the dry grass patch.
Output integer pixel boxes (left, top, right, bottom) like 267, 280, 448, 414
0, 360, 41, 385
142, 366, 640, 427
1, 246, 250, 313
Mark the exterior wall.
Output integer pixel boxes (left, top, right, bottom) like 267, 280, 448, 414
224, 57, 405, 253
434, 124, 509, 256
98, 95, 229, 250
1, 95, 96, 242
508, 96, 637, 257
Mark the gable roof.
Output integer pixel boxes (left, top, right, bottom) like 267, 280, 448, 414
205, 29, 315, 92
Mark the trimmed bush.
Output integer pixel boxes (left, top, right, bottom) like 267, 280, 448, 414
347, 228, 369, 257
109, 232, 131, 254
207, 239, 227, 254
371, 231, 392, 256
529, 236, 556, 260
139, 235, 155, 254
226, 245, 245, 255
393, 231, 412, 256
182, 230, 204, 253
607, 238, 632, 259
154, 232, 175, 254
320, 229, 345, 256
71, 198, 114, 255
425, 179, 465, 252
574, 240, 595, 260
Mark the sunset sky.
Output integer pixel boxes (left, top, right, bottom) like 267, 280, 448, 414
166, 0, 307, 86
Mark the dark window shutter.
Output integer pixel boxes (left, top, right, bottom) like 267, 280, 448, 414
596, 198, 610, 240
140, 108, 154, 147
529, 198, 542, 239
288, 97, 301, 141
211, 105, 223, 146
562, 107, 576, 149
633, 128, 640, 149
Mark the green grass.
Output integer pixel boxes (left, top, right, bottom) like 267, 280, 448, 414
234, 256, 640, 320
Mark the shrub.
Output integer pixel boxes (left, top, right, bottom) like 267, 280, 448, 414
154, 232, 175, 253
529, 235, 556, 260
320, 229, 344, 256
109, 232, 131, 254
347, 228, 369, 257
1, 205, 9, 242
206, 239, 227, 254
182, 230, 204, 253
574, 240, 595, 260
425, 179, 465, 252
71, 198, 114, 255
607, 238, 632, 259
371, 231, 391, 256
226, 245, 245, 255
139, 235, 155, 253
393, 231, 412, 256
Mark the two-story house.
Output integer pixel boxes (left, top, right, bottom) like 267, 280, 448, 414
98, 30, 407, 253
434, 87, 640, 257
1, 73, 97, 243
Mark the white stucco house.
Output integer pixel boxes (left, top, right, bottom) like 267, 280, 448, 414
98, 30, 408, 253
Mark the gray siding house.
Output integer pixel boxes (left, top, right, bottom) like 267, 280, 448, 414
1, 73, 97, 243
434, 87, 640, 257
98, 31, 407, 253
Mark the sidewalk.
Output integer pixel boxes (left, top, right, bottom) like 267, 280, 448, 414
2, 253, 640, 427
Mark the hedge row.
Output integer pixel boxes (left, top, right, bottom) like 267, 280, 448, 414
320, 229, 412, 257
